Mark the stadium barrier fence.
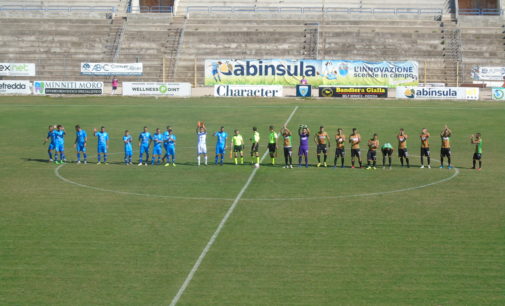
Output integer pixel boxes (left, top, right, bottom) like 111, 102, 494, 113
127, 6, 173, 14
0, 5, 116, 13
185, 6, 444, 16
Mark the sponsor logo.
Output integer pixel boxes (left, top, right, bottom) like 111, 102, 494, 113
321, 87, 334, 97
397, 87, 479, 100
319, 86, 388, 98
33, 81, 103, 95
0, 81, 31, 94
205, 59, 418, 87
297, 85, 311, 97
81, 63, 143, 76
338, 63, 349, 76
0, 82, 26, 90
406, 88, 457, 98
34, 81, 45, 94
214, 85, 283, 97
404, 89, 416, 98
123, 82, 191, 96
492, 88, 505, 100
0, 63, 36, 76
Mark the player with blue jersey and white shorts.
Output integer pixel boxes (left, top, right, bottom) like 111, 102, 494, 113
93, 126, 109, 164
196, 122, 208, 166
151, 128, 164, 165
138, 126, 152, 166
74, 125, 87, 164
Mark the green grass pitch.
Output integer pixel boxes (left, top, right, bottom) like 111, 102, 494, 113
0, 96, 504, 305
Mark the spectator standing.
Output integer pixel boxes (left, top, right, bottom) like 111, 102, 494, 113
112, 77, 119, 95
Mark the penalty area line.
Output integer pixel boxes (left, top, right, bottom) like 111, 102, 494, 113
168, 106, 299, 306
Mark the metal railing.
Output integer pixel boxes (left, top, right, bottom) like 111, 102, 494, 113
458, 8, 502, 15
186, 6, 444, 15
127, 6, 173, 13
0, 5, 116, 12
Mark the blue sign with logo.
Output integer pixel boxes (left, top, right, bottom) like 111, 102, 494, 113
492, 87, 505, 100
296, 85, 312, 97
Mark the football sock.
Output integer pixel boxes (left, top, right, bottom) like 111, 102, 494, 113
341, 159, 344, 167
83, 153, 87, 161
447, 157, 451, 166
204, 156, 208, 164
77, 153, 81, 161
400, 158, 404, 166
48, 151, 53, 160
389, 157, 392, 167
215, 155, 218, 164
358, 161, 362, 168
317, 155, 321, 163
351, 160, 355, 167
103, 154, 107, 162
98, 154, 101, 162
373, 161, 376, 167
324, 155, 327, 162
60, 153, 65, 161
271, 157, 275, 165
406, 158, 410, 167
197, 156, 201, 166
139, 154, 143, 163
220, 156, 224, 164
473, 160, 476, 168
479, 161, 482, 168
234, 157, 238, 165
240, 157, 244, 164
427, 156, 430, 165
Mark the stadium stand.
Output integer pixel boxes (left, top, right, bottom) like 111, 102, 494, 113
171, 13, 460, 86
1, 0, 504, 88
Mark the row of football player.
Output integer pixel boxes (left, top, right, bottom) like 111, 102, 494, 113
44, 124, 483, 170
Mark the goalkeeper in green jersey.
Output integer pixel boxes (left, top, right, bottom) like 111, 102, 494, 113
381, 142, 394, 169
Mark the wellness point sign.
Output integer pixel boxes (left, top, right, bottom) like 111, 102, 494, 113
205, 59, 418, 87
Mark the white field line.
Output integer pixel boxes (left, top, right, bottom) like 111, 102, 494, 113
54, 165, 234, 202
168, 106, 299, 306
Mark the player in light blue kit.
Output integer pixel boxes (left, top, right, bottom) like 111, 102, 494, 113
213, 126, 228, 165
164, 128, 177, 167
94, 126, 109, 164
53, 125, 66, 164
74, 125, 88, 164
43, 125, 56, 162
151, 128, 164, 165
123, 130, 133, 165
162, 126, 171, 165
138, 126, 152, 166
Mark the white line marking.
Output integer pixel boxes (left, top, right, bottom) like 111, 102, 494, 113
54, 165, 234, 202
168, 106, 299, 306
243, 167, 460, 201
241, 156, 460, 201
